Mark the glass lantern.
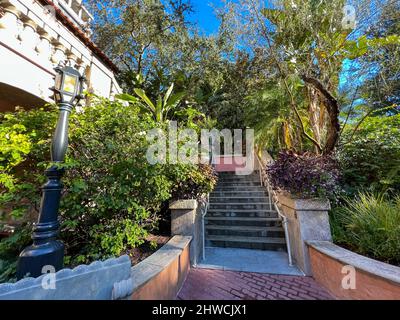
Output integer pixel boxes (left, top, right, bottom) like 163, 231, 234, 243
52, 65, 84, 105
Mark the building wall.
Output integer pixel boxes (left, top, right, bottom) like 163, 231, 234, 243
0, 0, 121, 112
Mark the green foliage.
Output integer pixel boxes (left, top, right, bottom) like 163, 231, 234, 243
339, 114, 400, 195
244, 80, 314, 156
86, 0, 193, 91
0, 227, 31, 283
246, 1, 399, 154
169, 163, 217, 200
0, 122, 31, 205
117, 83, 185, 122
330, 193, 400, 266
205, 54, 257, 130
0, 98, 216, 281
0, 106, 56, 221
357, 1, 400, 112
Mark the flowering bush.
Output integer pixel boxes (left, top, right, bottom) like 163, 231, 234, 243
266, 150, 341, 199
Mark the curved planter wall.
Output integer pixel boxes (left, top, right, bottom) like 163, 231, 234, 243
128, 235, 192, 300
0, 255, 132, 300
0, 235, 191, 300
307, 241, 400, 300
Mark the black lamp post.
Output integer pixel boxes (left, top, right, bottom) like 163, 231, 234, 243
16, 65, 85, 279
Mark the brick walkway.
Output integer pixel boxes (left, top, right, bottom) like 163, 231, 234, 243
178, 268, 333, 300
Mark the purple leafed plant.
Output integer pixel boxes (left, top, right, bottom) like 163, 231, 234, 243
266, 150, 341, 199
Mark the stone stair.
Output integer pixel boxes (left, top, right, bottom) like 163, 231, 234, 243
205, 171, 287, 251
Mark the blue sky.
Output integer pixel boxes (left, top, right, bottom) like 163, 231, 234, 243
188, 0, 223, 34
84, 0, 224, 34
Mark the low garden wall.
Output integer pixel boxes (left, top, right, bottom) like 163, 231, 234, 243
0, 255, 132, 300
308, 241, 400, 300
129, 235, 191, 300
0, 235, 192, 300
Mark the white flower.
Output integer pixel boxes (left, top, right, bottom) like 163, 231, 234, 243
138, 131, 146, 136
290, 57, 297, 64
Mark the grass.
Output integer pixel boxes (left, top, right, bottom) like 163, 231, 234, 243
330, 192, 400, 266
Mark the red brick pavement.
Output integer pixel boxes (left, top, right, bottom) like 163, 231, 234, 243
177, 268, 334, 300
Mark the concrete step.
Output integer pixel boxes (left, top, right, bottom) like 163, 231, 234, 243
208, 212, 278, 219
207, 235, 285, 244
210, 196, 269, 201
206, 235, 286, 251
210, 191, 268, 198
206, 216, 280, 222
218, 177, 261, 183
208, 208, 276, 214
206, 225, 284, 238
217, 181, 262, 186
209, 203, 273, 210
205, 216, 281, 227
214, 186, 266, 192
217, 172, 259, 177
205, 225, 281, 232
218, 174, 260, 181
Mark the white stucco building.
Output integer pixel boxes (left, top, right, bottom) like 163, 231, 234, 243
0, 0, 121, 111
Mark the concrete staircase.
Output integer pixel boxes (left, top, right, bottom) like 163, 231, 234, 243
205, 171, 287, 251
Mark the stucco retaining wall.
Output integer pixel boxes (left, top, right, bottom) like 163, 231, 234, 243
170, 199, 203, 265
276, 193, 332, 275
308, 241, 400, 300
129, 235, 191, 300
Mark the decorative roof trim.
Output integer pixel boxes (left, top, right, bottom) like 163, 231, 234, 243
38, 0, 118, 73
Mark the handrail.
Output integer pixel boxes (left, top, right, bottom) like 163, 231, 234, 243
200, 140, 214, 262
255, 152, 293, 266
201, 193, 210, 262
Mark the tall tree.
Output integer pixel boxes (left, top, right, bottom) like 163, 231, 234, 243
359, 1, 400, 113
86, 0, 193, 93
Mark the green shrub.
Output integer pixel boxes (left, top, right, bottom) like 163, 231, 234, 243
169, 163, 217, 200
0, 97, 216, 281
0, 227, 31, 283
330, 192, 400, 266
0, 106, 56, 221
339, 114, 400, 195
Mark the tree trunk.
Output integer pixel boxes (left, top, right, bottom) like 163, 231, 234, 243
301, 75, 341, 154
307, 87, 322, 154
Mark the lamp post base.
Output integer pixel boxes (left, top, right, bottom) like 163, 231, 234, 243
16, 240, 64, 279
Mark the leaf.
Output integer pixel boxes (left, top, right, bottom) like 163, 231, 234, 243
163, 83, 174, 107
261, 8, 285, 25
164, 92, 185, 111
134, 88, 156, 113
135, 73, 144, 85
156, 96, 163, 122
114, 93, 138, 103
